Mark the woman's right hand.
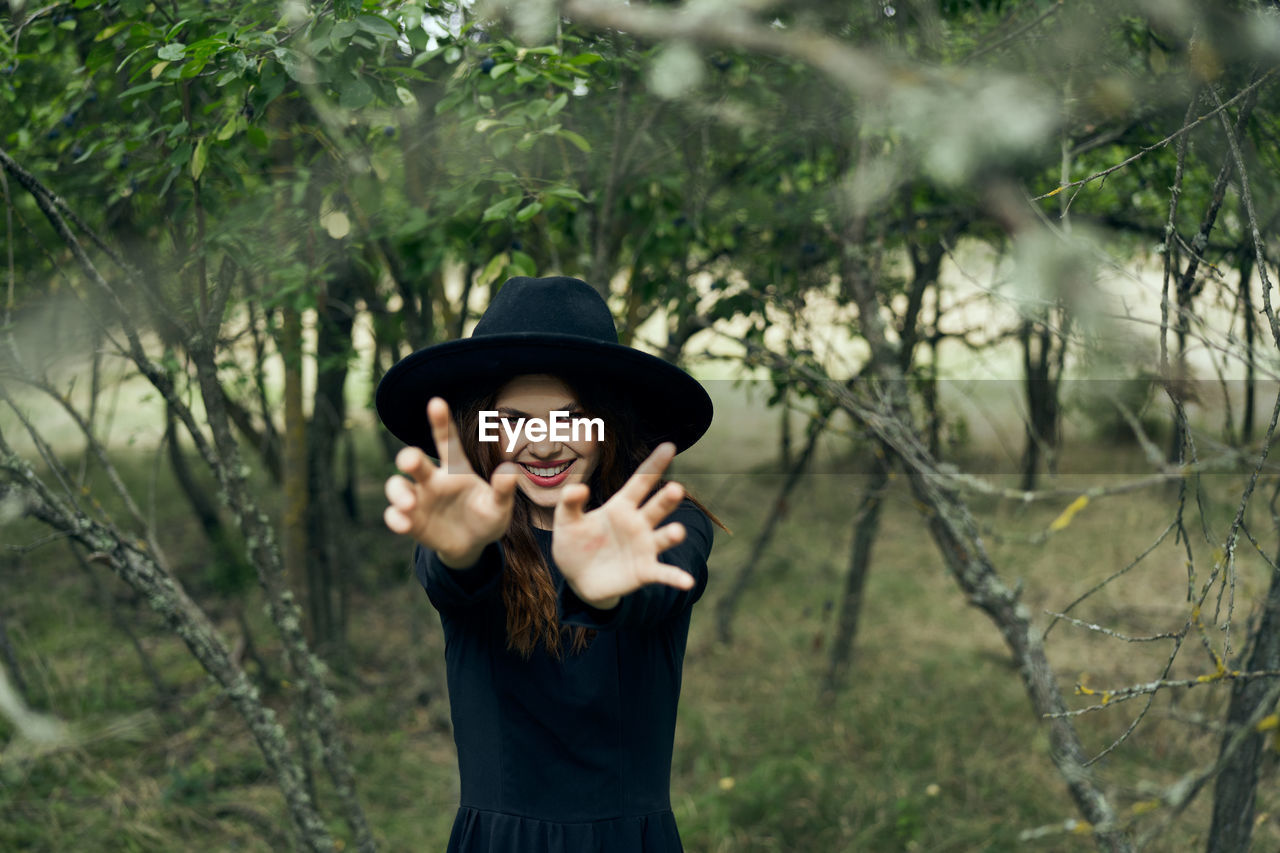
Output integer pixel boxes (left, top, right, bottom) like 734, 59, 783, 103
383, 397, 519, 568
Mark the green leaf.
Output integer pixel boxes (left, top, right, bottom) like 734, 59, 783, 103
509, 250, 537, 278
168, 142, 193, 170
355, 14, 398, 40
545, 186, 587, 202
567, 52, 603, 66
190, 137, 207, 182
482, 196, 522, 222
546, 93, 568, 117
118, 80, 164, 100
515, 201, 543, 222
259, 60, 286, 104
489, 62, 514, 79
96, 22, 130, 42
556, 129, 592, 153
478, 252, 510, 287
331, 21, 358, 40
157, 43, 187, 62
338, 78, 373, 110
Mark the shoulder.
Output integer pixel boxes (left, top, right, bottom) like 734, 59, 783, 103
666, 498, 714, 555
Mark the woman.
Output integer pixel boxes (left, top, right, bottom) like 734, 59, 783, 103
376, 276, 721, 852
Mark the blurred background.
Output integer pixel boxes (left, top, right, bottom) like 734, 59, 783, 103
3, 0, 1280, 850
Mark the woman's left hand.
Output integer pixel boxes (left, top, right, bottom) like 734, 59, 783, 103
552, 442, 694, 611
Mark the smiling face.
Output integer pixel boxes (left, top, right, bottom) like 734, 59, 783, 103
494, 374, 602, 529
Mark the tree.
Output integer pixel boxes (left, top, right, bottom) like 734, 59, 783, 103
552, 1, 1280, 850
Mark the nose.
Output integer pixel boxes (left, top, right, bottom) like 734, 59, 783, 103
529, 436, 563, 460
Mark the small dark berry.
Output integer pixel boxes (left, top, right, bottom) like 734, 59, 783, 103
479, 57, 496, 73
510, 239, 522, 251
383, 126, 395, 137
72, 145, 84, 158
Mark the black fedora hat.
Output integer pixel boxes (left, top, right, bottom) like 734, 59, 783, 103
375, 276, 713, 459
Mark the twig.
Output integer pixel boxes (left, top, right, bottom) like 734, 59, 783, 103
1033, 71, 1275, 203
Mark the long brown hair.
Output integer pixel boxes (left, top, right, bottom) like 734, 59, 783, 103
453, 374, 724, 659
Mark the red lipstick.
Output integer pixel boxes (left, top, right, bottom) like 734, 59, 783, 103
519, 459, 575, 488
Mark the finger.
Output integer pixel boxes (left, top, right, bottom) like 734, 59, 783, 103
489, 462, 520, 512
640, 480, 684, 528
616, 442, 677, 506
396, 446, 437, 484
638, 561, 695, 591
554, 483, 591, 526
384, 474, 418, 512
652, 521, 686, 553
383, 505, 413, 535
427, 397, 472, 476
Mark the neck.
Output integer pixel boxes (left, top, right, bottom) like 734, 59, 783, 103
531, 505, 554, 530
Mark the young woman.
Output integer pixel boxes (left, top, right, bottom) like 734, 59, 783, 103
376, 276, 720, 852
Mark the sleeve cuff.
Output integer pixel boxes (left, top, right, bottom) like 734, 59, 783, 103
557, 579, 633, 630
415, 540, 505, 611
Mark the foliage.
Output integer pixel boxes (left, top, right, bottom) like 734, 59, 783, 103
5, 0, 1280, 850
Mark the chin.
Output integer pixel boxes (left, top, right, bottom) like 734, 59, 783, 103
519, 486, 561, 506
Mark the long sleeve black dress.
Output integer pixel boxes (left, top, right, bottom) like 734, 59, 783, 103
414, 499, 714, 853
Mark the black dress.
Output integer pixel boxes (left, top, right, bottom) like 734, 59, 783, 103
414, 499, 714, 853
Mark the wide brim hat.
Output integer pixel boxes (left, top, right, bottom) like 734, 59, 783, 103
376, 276, 713, 459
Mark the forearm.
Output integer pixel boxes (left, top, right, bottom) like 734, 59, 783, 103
415, 541, 506, 610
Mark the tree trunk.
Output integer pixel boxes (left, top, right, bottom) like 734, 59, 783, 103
821, 449, 890, 698
1240, 251, 1256, 446
305, 267, 360, 656
1021, 318, 1062, 492
166, 404, 254, 591
0, 598, 28, 703
715, 403, 834, 643
282, 299, 309, 639
1206, 538, 1280, 852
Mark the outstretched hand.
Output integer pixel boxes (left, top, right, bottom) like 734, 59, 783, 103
552, 442, 693, 611
383, 397, 520, 568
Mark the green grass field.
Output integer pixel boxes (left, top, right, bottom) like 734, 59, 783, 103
2, 381, 1279, 852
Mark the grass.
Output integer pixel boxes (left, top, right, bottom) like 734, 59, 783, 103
3, 388, 1280, 852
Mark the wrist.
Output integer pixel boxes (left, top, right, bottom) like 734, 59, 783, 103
437, 542, 488, 570
578, 592, 621, 611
